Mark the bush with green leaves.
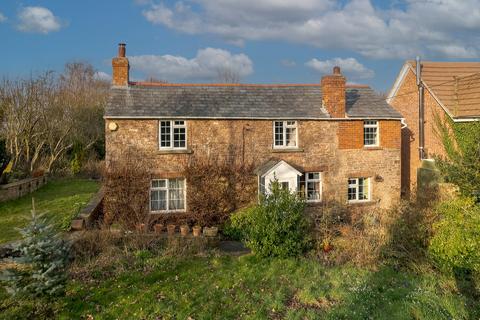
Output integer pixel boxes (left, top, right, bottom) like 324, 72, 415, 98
229, 181, 311, 257
435, 115, 480, 200
1, 201, 70, 299
429, 197, 480, 273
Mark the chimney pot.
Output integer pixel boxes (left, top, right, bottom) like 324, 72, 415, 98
333, 66, 341, 75
118, 43, 126, 57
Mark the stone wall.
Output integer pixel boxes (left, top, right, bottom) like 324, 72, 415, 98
105, 118, 401, 214
0, 176, 48, 202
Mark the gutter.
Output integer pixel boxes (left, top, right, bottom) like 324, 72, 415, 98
103, 116, 403, 121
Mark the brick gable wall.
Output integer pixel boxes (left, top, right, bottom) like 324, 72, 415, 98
389, 68, 448, 196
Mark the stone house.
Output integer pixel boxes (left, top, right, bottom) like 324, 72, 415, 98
388, 61, 480, 196
105, 44, 402, 221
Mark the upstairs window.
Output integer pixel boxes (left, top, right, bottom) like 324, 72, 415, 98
348, 177, 370, 202
150, 178, 186, 212
364, 120, 378, 146
160, 120, 186, 149
274, 121, 297, 148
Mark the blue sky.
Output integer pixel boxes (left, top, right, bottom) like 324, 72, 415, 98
1, 0, 480, 92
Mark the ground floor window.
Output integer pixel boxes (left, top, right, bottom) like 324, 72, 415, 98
150, 178, 185, 212
305, 172, 322, 202
347, 177, 370, 202
298, 172, 322, 202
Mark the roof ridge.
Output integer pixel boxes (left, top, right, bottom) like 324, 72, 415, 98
128, 81, 369, 88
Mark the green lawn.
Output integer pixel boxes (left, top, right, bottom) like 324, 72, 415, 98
0, 178, 100, 244
54, 254, 477, 320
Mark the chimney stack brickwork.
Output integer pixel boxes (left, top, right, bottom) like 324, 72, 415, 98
321, 66, 346, 118
112, 43, 129, 87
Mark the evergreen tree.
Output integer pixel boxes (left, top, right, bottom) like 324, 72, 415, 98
1, 199, 70, 299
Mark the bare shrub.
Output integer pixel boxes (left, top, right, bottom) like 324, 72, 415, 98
310, 196, 438, 269
103, 149, 150, 229
180, 157, 257, 226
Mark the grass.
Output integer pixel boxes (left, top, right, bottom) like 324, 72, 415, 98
43, 254, 478, 319
0, 178, 100, 244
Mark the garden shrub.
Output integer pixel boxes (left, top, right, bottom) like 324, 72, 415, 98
104, 148, 150, 228
184, 156, 256, 227
435, 115, 480, 200
429, 197, 480, 273
222, 206, 256, 240
229, 181, 311, 257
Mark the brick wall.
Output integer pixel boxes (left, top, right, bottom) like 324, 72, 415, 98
389, 68, 448, 195
105, 118, 401, 214
338, 120, 400, 150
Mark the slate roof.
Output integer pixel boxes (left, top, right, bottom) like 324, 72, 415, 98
105, 83, 402, 119
407, 61, 480, 118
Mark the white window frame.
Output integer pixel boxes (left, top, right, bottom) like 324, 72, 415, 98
150, 178, 186, 213
347, 177, 371, 203
159, 120, 187, 150
273, 120, 298, 149
305, 172, 322, 202
363, 120, 379, 147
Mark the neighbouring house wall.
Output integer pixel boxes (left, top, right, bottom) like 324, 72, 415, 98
105, 119, 401, 216
389, 68, 448, 196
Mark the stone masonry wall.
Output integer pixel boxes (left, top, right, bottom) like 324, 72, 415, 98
106, 118, 401, 214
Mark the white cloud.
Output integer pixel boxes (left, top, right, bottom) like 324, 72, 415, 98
0, 12, 7, 23
306, 57, 374, 79
142, 0, 480, 59
17, 7, 62, 34
94, 71, 112, 82
129, 48, 253, 81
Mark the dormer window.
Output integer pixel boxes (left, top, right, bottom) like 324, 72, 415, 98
274, 121, 297, 148
160, 120, 186, 149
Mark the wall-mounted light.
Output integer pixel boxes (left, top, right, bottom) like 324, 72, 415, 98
374, 174, 384, 182
108, 122, 119, 131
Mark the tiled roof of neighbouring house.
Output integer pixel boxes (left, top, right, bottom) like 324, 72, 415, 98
105, 83, 402, 119
408, 61, 480, 118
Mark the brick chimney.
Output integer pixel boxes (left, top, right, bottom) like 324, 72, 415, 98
112, 43, 129, 87
321, 66, 346, 118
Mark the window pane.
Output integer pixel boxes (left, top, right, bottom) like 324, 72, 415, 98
173, 127, 186, 148
307, 181, 320, 201
160, 121, 171, 148
308, 173, 320, 180
348, 178, 358, 200
168, 179, 185, 210
286, 126, 297, 147
151, 190, 167, 211
174, 120, 185, 126
348, 186, 357, 200
358, 178, 369, 200
274, 122, 284, 146
151, 180, 166, 188
280, 181, 289, 190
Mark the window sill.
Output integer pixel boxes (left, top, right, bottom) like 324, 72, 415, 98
150, 210, 186, 214
347, 200, 376, 206
157, 148, 193, 155
271, 148, 304, 153
363, 146, 382, 150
